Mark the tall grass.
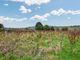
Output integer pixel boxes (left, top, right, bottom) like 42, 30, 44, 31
0, 31, 80, 60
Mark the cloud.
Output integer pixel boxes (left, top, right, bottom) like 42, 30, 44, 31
51, 8, 66, 16
30, 8, 80, 21
19, 5, 32, 13
0, 16, 27, 23
10, 0, 51, 6
4, 4, 9, 6
31, 13, 50, 21
50, 8, 80, 16
0, 16, 4, 23
67, 10, 80, 15
43, 13, 50, 18
1, 8, 80, 23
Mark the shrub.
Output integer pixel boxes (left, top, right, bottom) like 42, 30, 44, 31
61, 27, 68, 31
44, 25, 50, 30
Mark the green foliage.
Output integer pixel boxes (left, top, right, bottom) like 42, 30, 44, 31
0, 24, 4, 31
35, 22, 43, 30
0, 31, 80, 60
0, 52, 4, 60
50, 26, 55, 30
5, 52, 18, 60
21, 55, 32, 60
0, 24, 4, 28
43, 25, 50, 30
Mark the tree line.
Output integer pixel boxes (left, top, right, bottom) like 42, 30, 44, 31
35, 22, 55, 30
0, 22, 55, 31
0, 22, 75, 31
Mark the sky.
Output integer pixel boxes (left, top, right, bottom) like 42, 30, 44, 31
0, 0, 80, 28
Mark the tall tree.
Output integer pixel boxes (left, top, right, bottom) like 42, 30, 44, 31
35, 22, 43, 30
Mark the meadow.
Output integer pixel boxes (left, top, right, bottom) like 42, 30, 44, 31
0, 30, 80, 60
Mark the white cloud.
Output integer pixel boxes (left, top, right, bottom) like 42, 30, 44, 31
50, 8, 80, 16
0, 16, 4, 23
30, 8, 80, 21
68, 10, 80, 15
19, 5, 32, 13
0, 16, 27, 23
43, 13, 50, 18
31, 15, 47, 21
4, 4, 9, 6
10, 0, 51, 6
4, 17, 27, 22
31, 13, 50, 21
51, 8, 66, 16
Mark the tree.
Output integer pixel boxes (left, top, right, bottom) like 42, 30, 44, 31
44, 25, 50, 30
35, 22, 43, 30
50, 26, 55, 30
0, 24, 4, 28
0, 24, 4, 31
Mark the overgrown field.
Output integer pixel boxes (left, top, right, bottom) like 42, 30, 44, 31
0, 31, 80, 60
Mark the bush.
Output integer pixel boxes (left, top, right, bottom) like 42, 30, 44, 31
44, 25, 50, 30
61, 27, 68, 31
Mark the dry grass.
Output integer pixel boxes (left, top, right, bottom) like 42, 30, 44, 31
0, 30, 80, 60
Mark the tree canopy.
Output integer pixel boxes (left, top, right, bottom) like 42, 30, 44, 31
44, 25, 50, 30
35, 22, 43, 30
0, 24, 4, 29
0, 24, 4, 31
